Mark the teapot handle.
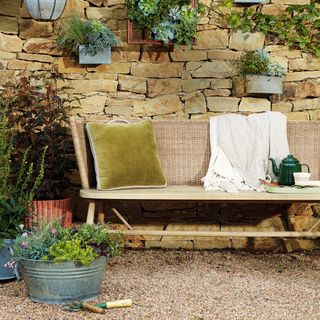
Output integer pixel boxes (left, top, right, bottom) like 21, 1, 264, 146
301, 164, 310, 173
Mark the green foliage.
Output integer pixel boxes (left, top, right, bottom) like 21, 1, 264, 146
57, 14, 118, 57
0, 107, 46, 243
2, 77, 75, 200
48, 240, 98, 265
221, 0, 320, 58
126, 0, 204, 47
236, 49, 286, 77
11, 221, 124, 265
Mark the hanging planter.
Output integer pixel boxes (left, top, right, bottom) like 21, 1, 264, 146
24, 0, 67, 21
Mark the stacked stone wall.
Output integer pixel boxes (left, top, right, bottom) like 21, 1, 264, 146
1, 0, 320, 251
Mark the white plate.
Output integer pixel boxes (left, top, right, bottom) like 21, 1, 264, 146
294, 180, 320, 187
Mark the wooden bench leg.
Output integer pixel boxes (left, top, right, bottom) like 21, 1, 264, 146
86, 201, 96, 224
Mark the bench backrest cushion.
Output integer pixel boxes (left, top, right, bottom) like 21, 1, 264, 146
70, 119, 320, 189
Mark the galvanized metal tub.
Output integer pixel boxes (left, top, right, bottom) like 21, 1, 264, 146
19, 256, 107, 304
246, 75, 284, 94
0, 239, 16, 281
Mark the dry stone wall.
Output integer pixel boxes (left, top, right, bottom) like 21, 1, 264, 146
1, 0, 320, 251
0, 0, 319, 121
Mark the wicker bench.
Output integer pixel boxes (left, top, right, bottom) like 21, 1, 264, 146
70, 118, 320, 239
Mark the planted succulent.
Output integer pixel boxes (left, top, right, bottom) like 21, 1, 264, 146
126, 0, 205, 47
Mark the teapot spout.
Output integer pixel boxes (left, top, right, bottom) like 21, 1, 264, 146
269, 158, 279, 176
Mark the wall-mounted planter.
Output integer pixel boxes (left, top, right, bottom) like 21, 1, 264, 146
78, 45, 111, 64
245, 75, 284, 94
24, 0, 67, 21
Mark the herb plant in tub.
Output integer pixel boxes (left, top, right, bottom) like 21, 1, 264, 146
236, 49, 286, 94
57, 14, 118, 64
10, 222, 123, 304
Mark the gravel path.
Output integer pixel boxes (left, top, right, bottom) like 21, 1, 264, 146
1, 250, 320, 320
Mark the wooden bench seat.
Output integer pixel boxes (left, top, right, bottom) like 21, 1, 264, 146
70, 118, 320, 239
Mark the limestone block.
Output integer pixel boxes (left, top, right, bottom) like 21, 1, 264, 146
261, 4, 287, 14
57, 79, 118, 93
74, 94, 107, 114
133, 94, 183, 116
286, 71, 320, 82
285, 112, 309, 120
289, 58, 320, 71
119, 75, 146, 94
87, 62, 131, 74
195, 29, 229, 49
293, 98, 320, 111
0, 51, 16, 60
229, 31, 265, 51
106, 99, 134, 107
211, 79, 233, 89
131, 63, 184, 78
108, 91, 146, 100
208, 49, 242, 61
104, 106, 132, 116
284, 239, 320, 252
17, 52, 54, 63
191, 112, 222, 119
271, 0, 309, 4
55, 57, 86, 74
204, 89, 231, 97
0, 70, 15, 85
185, 61, 202, 72
207, 97, 240, 112
0, 33, 23, 53
309, 109, 320, 120
232, 238, 285, 252
194, 238, 232, 249
7, 59, 44, 71
0, 0, 20, 17
112, 50, 140, 62
239, 97, 271, 112
287, 216, 319, 232
170, 50, 207, 62
283, 81, 320, 100
191, 61, 237, 78
62, 0, 89, 18
153, 112, 189, 120
84, 73, 117, 80
19, 20, 53, 39
88, 0, 103, 5
269, 56, 288, 71
140, 51, 170, 63
23, 38, 60, 55
86, 6, 127, 20
106, 0, 126, 4
147, 78, 181, 97
272, 102, 292, 112
0, 16, 18, 34
184, 92, 207, 114
163, 223, 220, 241
145, 240, 193, 250
288, 204, 314, 217
182, 79, 210, 92
131, 224, 164, 241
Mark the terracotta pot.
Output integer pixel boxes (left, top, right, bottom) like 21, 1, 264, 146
26, 198, 72, 227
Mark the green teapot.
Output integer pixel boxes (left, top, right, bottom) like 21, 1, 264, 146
269, 154, 310, 186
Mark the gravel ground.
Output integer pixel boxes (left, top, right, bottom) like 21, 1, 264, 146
1, 250, 320, 320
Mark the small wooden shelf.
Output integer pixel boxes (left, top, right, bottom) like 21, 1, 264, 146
127, 0, 196, 45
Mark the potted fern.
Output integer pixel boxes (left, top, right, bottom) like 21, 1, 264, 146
57, 14, 118, 64
236, 49, 286, 94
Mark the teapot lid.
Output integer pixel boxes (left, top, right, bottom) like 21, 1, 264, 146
282, 154, 299, 164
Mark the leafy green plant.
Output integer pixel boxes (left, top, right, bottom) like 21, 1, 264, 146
126, 0, 205, 47
2, 77, 75, 200
57, 14, 118, 57
0, 107, 45, 245
220, 0, 320, 58
11, 221, 123, 265
236, 49, 286, 77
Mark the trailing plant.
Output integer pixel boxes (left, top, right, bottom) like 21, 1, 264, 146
220, 0, 320, 58
11, 221, 123, 265
0, 107, 46, 245
2, 77, 75, 200
126, 0, 205, 47
236, 49, 286, 77
57, 14, 118, 57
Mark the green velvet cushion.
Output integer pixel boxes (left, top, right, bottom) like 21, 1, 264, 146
86, 120, 167, 190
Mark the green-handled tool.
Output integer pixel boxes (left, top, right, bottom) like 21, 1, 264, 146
96, 299, 133, 309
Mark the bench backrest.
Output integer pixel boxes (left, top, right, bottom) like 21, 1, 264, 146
70, 118, 320, 189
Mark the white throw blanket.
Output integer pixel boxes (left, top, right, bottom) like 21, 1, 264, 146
202, 112, 289, 193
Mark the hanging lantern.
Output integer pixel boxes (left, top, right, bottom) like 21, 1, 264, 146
24, 0, 67, 21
